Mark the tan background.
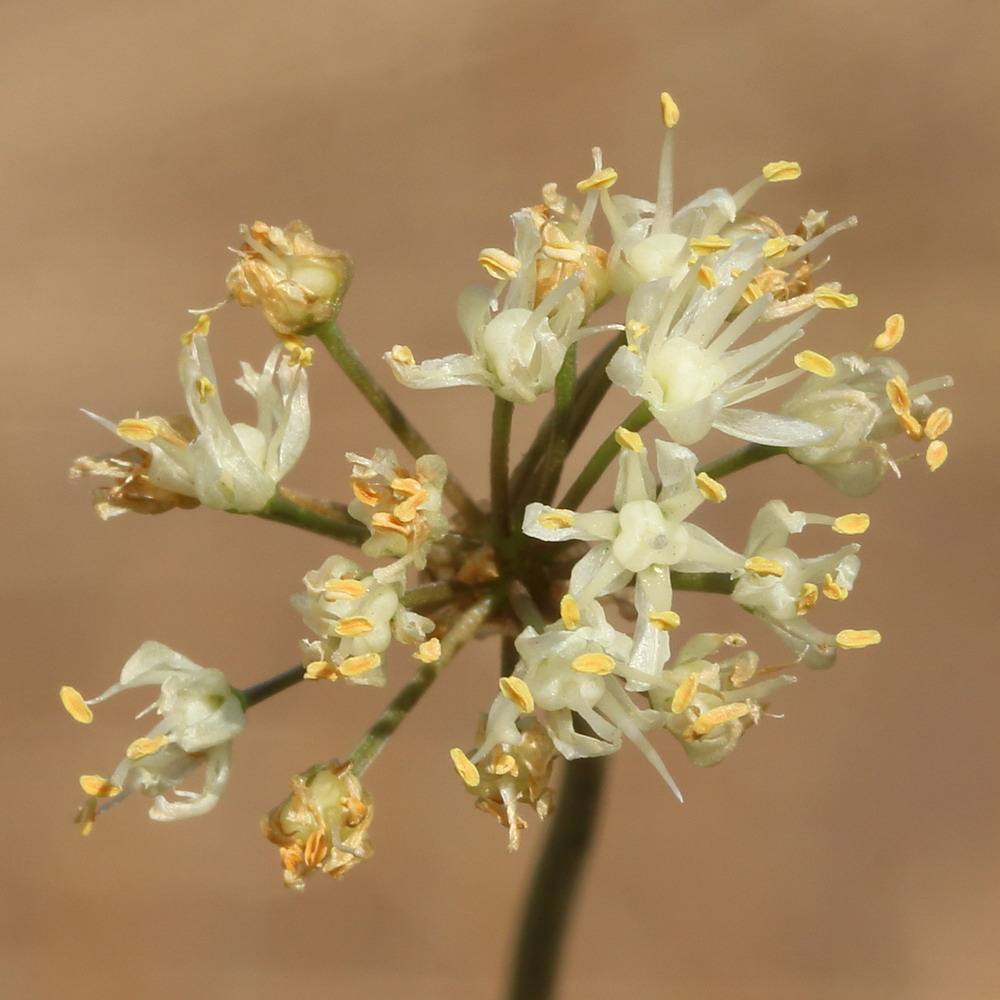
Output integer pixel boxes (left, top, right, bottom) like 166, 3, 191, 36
2, 1, 996, 998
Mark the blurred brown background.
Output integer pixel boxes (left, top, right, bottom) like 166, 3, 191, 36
2, 1, 996, 998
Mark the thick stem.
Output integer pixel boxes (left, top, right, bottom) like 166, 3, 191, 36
241, 665, 305, 709
697, 442, 786, 480
256, 489, 368, 545
670, 570, 735, 594
506, 756, 608, 1000
491, 396, 515, 537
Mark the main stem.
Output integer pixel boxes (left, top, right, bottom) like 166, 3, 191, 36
491, 396, 515, 538
506, 756, 608, 1000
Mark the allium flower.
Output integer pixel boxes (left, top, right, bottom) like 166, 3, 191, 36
732, 500, 877, 669
385, 206, 617, 404
292, 553, 434, 687
226, 220, 353, 340
80, 317, 310, 513
60, 642, 247, 833
262, 761, 373, 890
779, 323, 954, 495
524, 434, 744, 688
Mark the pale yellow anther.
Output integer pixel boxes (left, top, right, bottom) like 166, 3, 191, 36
304, 660, 338, 681
450, 748, 480, 787
796, 582, 819, 615
873, 313, 905, 351
334, 616, 375, 638
576, 167, 619, 192
695, 471, 727, 503
324, 577, 367, 601
697, 265, 719, 289
479, 248, 521, 280
885, 375, 911, 416
115, 418, 159, 443
303, 829, 328, 868
794, 350, 836, 378
560, 594, 581, 630
126, 734, 171, 761
615, 426, 644, 452
77, 801, 97, 837
833, 513, 870, 535
537, 508, 575, 531
648, 610, 681, 631
194, 376, 216, 403
744, 556, 785, 578
660, 92, 680, 128
689, 235, 733, 255
822, 573, 849, 601
371, 511, 410, 536
393, 488, 430, 523
79, 775, 122, 798
289, 345, 314, 368
181, 314, 211, 345
626, 320, 650, 340
762, 160, 801, 182
686, 703, 750, 738
671, 672, 700, 714
60, 686, 93, 724
741, 281, 764, 304
814, 286, 859, 309
389, 344, 415, 367
339, 653, 381, 677
500, 676, 535, 714
571, 652, 615, 675
926, 440, 948, 471
924, 407, 952, 440
835, 629, 882, 650
763, 237, 793, 258
492, 753, 518, 776
899, 410, 924, 441
414, 638, 441, 664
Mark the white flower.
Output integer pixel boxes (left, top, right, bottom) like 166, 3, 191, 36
385, 208, 616, 403
61, 642, 247, 832
86, 317, 310, 513
523, 436, 744, 688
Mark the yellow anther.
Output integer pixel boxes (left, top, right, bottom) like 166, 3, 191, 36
389, 344, 415, 367
762, 160, 801, 182
194, 376, 215, 403
926, 440, 948, 471
686, 703, 750, 738
822, 573, 849, 601
615, 426, 644, 452
873, 313, 905, 351
924, 407, 952, 440
126, 734, 170, 761
796, 582, 819, 615
339, 653, 381, 677
492, 753, 518, 776
393, 488, 430, 523
763, 237, 793, 258
181, 314, 211, 345
695, 471, 727, 503
341, 796, 369, 827
741, 281, 764, 303
415, 638, 441, 664
648, 610, 681, 631
303, 660, 338, 681
814, 286, 859, 309
571, 652, 615, 675
303, 829, 328, 868
334, 616, 375, 638
660, 92, 680, 128
697, 265, 719, 289
744, 556, 785, 578
76, 800, 97, 837
371, 511, 410, 536
835, 629, 882, 649
671, 672, 700, 714
885, 375, 911, 415
289, 345, 314, 367
689, 235, 733, 255
60, 686, 93, 724
576, 167, 619, 192
538, 508, 575, 531
79, 775, 122, 798
794, 350, 836, 378
324, 577, 367, 601
450, 748, 480, 788
833, 513, 870, 535
560, 594, 581, 630
478, 248, 521, 280
500, 676, 535, 713
116, 417, 188, 449
626, 319, 650, 340
899, 410, 924, 441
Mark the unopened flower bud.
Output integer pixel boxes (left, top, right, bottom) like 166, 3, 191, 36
262, 761, 373, 890
227, 220, 353, 338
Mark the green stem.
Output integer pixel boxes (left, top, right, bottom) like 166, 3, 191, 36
491, 396, 515, 537
256, 489, 367, 545
348, 591, 497, 775
311, 320, 484, 527
401, 579, 468, 610
670, 570, 735, 594
241, 665, 305, 709
506, 756, 608, 1000
559, 403, 652, 510
697, 443, 786, 480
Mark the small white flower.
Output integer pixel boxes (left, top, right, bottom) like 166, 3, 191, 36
61, 642, 247, 832
87, 318, 309, 513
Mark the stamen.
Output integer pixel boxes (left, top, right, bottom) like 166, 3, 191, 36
324, 577, 367, 601
614, 426, 644, 452
334, 616, 375, 637
538, 508, 575, 531
304, 660, 338, 681
492, 753, 518, 776
60, 685, 93, 724
822, 573, 849, 601
660, 92, 680, 128
388, 344, 415, 366
835, 629, 881, 649
796, 582, 819, 614
499, 675, 534, 713
833, 513, 870, 535
695, 471, 727, 502
576, 167, 618, 192
79, 775, 122, 798
626, 319, 649, 340
763, 237, 794, 258
571, 652, 615, 675
415, 638, 441, 663
794, 350, 836, 377
762, 160, 801, 182
303, 829, 328, 868
697, 265, 719, 289
560, 594, 581, 629
814, 286, 859, 309
351, 479, 382, 506
924, 407, 952, 440
450, 748, 480, 787
289, 345, 314, 367
671, 672, 700, 713
926, 440, 948, 471
689, 235, 732, 255
744, 557, 785, 578
873, 313, 905, 351
648, 610, 681, 631
125, 734, 170, 761
885, 375, 911, 415
181, 314, 211, 345
194, 376, 215, 403
686, 703, 750, 738
339, 653, 381, 677
479, 248, 521, 280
